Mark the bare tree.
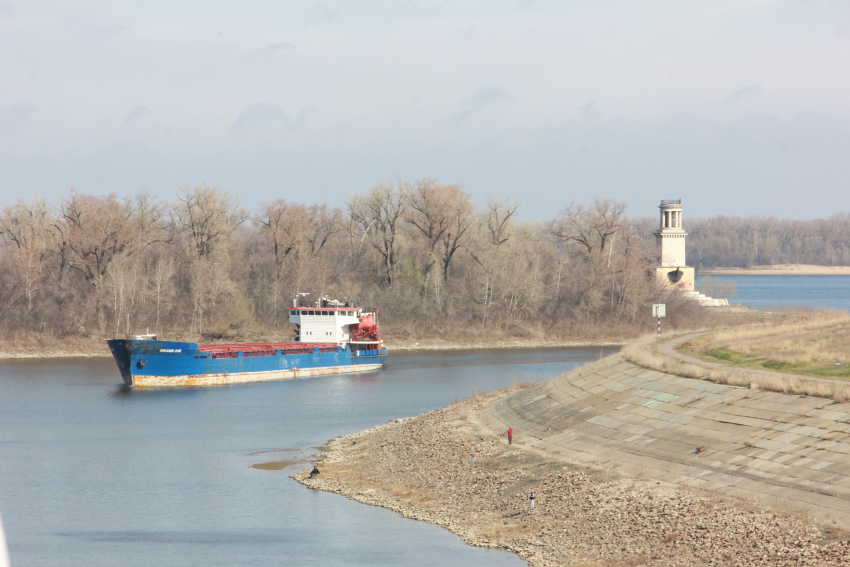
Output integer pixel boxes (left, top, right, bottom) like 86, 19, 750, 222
175, 182, 247, 260
468, 196, 520, 320
256, 199, 311, 268
146, 254, 175, 335
55, 190, 166, 334
0, 195, 54, 313
552, 197, 628, 267
305, 204, 342, 256
347, 179, 410, 287
408, 178, 477, 285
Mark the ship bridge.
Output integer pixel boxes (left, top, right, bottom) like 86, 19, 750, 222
288, 305, 381, 346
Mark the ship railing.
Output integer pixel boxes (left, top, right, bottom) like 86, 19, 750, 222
280, 347, 313, 355
199, 342, 342, 358
210, 351, 238, 359
243, 349, 276, 357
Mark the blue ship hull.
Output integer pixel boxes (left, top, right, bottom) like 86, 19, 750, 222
107, 339, 388, 387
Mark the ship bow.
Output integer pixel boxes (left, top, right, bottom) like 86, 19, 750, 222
107, 339, 134, 386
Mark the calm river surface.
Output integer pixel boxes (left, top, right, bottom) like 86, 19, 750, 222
697, 274, 850, 311
0, 347, 617, 567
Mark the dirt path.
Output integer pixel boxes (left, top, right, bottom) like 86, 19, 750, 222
658, 331, 850, 386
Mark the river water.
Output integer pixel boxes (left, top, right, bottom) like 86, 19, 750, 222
697, 274, 850, 311
0, 347, 617, 567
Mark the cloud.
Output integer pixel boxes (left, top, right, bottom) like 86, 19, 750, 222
292, 105, 318, 128
580, 99, 602, 123
304, 3, 337, 25
455, 86, 515, 120
230, 103, 292, 134
123, 105, 151, 125
248, 41, 297, 62
0, 103, 36, 133
721, 85, 761, 105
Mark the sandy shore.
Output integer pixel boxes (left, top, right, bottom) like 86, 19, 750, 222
701, 264, 850, 276
294, 389, 850, 567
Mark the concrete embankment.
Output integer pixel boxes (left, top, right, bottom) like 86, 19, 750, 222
296, 355, 850, 566
480, 355, 850, 525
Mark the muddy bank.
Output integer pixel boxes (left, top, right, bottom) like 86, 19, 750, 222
294, 391, 850, 567
0, 338, 111, 360
0, 337, 625, 361
385, 338, 626, 352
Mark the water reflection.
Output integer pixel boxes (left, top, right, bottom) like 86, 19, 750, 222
109, 384, 207, 400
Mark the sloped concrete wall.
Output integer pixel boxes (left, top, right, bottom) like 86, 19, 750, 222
481, 355, 850, 524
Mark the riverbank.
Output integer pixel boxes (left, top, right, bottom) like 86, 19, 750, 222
295, 362, 850, 566
701, 264, 850, 276
0, 336, 627, 360
386, 338, 626, 352
0, 337, 111, 360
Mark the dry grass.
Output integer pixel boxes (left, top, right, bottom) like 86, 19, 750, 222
622, 327, 850, 402
696, 311, 850, 372
622, 334, 709, 380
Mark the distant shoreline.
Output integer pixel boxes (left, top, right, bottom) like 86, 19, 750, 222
700, 264, 850, 276
0, 338, 626, 361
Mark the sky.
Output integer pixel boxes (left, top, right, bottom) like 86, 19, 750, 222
1, 0, 849, 220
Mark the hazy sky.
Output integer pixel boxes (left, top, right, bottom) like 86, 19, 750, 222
1, 1, 848, 220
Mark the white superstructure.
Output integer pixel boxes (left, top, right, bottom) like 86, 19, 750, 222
289, 307, 363, 343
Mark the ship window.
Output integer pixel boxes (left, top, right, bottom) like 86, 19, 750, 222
308, 310, 315, 315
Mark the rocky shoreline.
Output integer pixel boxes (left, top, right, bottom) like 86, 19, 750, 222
294, 389, 850, 567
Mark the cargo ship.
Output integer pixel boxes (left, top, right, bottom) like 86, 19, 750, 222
107, 300, 387, 386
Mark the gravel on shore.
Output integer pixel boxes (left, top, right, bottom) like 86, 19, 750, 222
294, 390, 850, 567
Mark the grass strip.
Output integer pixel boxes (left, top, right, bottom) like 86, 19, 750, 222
704, 347, 850, 380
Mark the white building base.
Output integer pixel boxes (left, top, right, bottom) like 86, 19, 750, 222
682, 291, 729, 307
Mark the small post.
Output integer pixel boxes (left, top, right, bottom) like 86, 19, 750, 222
653, 304, 666, 337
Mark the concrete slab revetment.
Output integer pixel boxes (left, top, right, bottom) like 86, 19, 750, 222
481, 354, 850, 525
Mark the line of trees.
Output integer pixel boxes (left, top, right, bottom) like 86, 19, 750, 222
2, 181, 780, 343
683, 214, 850, 268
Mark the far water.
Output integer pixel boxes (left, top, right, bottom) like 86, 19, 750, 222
697, 274, 850, 312
0, 347, 617, 567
